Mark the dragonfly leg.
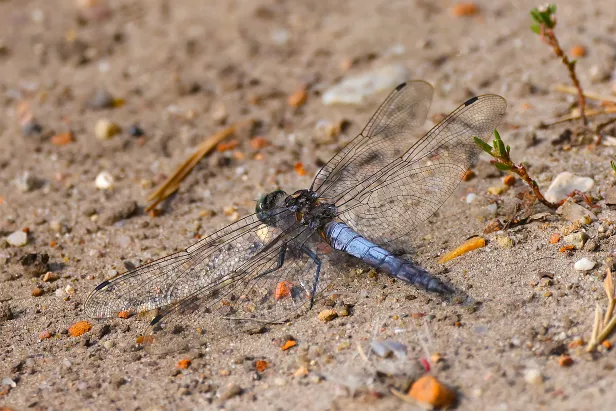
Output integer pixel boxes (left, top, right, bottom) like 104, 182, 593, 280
254, 244, 288, 280
300, 246, 321, 309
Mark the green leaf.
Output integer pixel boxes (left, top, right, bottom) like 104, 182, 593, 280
611, 160, 616, 173
548, 4, 557, 14
474, 137, 493, 154
530, 23, 541, 34
506, 145, 511, 154
493, 129, 502, 141
493, 162, 512, 171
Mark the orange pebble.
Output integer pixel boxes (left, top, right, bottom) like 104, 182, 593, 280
68, 321, 92, 337
118, 310, 131, 319
274, 281, 292, 300
255, 360, 268, 373
569, 45, 587, 58
39, 330, 52, 340
49, 240, 57, 248
559, 245, 575, 252
558, 355, 573, 367
451, 2, 479, 17
438, 237, 485, 263
31, 288, 43, 297
250, 136, 269, 150
602, 340, 612, 350
51, 132, 74, 146
288, 87, 307, 108
177, 359, 191, 369
503, 175, 516, 186
549, 233, 561, 244
294, 162, 307, 176
568, 339, 584, 349
408, 375, 457, 408
462, 169, 475, 181
281, 340, 297, 351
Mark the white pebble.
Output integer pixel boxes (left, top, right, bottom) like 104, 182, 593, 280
322, 64, 409, 105
65, 284, 76, 295
103, 340, 115, 350
544, 172, 594, 203
95, 119, 120, 140
95, 171, 114, 190
6, 230, 28, 247
466, 193, 478, 204
524, 368, 543, 385
574, 258, 596, 271
487, 203, 498, 214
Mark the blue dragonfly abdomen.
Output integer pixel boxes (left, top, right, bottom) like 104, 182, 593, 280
324, 221, 451, 294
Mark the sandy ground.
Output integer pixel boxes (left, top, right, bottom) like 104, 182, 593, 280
2, 0, 616, 409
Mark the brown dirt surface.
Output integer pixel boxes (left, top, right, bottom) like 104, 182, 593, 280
2, 0, 616, 410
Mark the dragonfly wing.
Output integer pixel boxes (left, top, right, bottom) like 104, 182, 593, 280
84, 208, 297, 320
141, 231, 345, 354
311, 80, 433, 201
334, 94, 507, 246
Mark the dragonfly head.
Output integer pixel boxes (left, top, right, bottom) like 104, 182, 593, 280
256, 190, 288, 223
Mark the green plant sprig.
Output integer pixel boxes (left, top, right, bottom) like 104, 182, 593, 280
474, 130, 560, 210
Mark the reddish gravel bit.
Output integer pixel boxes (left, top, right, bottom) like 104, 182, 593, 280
39, 330, 51, 340
177, 359, 191, 369
68, 321, 92, 337
483, 219, 503, 234
118, 310, 131, 319
255, 360, 268, 373
462, 169, 475, 181
568, 339, 584, 349
559, 245, 575, 252
503, 175, 516, 186
288, 86, 307, 108
294, 162, 307, 176
549, 233, 561, 244
51, 132, 74, 146
31, 288, 43, 297
451, 2, 479, 17
281, 340, 297, 351
558, 355, 574, 367
602, 340, 612, 350
419, 358, 430, 372
408, 375, 457, 408
569, 45, 587, 58
250, 136, 269, 150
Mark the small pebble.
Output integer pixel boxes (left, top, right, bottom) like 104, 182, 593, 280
218, 384, 242, 400
95, 171, 114, 190
31, 287, 43, 297
524, 368, 543, 385
65, 284, 76, 295
128, 125, 144, 137
14, 171, 39, 193
0, 303, 13, 322
487, 185, 509, 196
103, 340, 115, 350
95, 119, 121, 140
486, 203, 497, 214
88, 89, 115, 109
451, 2, 479, 17
556, 199, 596, 223
545, 172, 594, 203
569, 45, 586, 58
100, 200, 138, 226
574, 258, 595, 271
495, 235, 514, 248
51, 132, 74, 146
322, 64, 408, 105
563, 232, 588, 250
318, 309, 338, 322
465, 193, 477, 204
6, 230, 28, 247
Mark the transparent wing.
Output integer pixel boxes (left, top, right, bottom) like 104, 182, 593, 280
85, 209, 295, 319
141, 237, 344, 354
334, 94, 507, 246
311, 80, 434, 201
84, 209, 345, 354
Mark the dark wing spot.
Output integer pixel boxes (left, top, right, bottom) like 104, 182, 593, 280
395, 82, 407, 91
464, 96, 479, 106
94, 280, 110, 291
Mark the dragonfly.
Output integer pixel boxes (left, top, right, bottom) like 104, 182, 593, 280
85, 80, 506, 354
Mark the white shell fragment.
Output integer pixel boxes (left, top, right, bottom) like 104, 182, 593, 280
321, 64, 409, 105
574, 258, 596, 271
6, 230, 28, 247
544, 172, 594, 203
95, 171, 114, 190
